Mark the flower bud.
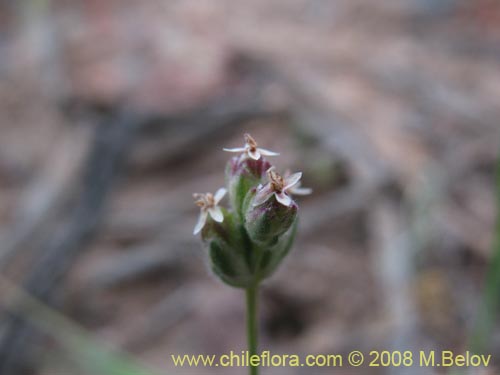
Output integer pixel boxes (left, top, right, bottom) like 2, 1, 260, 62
225, 156, 271, 219
244, 189, 298, 245
200, 211, 255, 288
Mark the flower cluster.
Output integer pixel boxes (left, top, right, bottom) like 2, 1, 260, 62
192, 133, 311, 288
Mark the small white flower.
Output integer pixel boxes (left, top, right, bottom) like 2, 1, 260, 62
283, 169, 312, 196
253, 167, 303, 207
223, 133, 279, 160
193, 188, 226, 235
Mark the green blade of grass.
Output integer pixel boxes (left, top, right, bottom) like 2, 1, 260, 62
469, 147, 500, 353
0, 275, 159, 375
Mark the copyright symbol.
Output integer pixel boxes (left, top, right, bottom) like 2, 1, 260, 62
348, 351, 364, 366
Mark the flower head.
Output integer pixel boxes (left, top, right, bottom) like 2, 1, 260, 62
223, 133, 279, 160
253, 167, 302, 207
193, 188, 226, 235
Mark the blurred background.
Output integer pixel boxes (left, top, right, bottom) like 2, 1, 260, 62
0, 0, 499, 374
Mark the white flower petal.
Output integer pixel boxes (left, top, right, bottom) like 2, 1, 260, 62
214, 188, 227, 204
223, 147, 247, 153
253, 184, 274, 206
208, 206, 224, 222
193, 210, 208, 235
248, 149, 261, 160
275, 192, 292, 206
284, 172, 302, 190
289, 186, 312, 195
258, 148, 280, 156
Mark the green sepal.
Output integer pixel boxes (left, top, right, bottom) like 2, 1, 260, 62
256, 220, 297, 281
208, 239, 254, 288
225, 156, 271, 220
202, 210, 255, 288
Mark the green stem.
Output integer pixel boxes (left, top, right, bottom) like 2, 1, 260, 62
246, 285, 259, 375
